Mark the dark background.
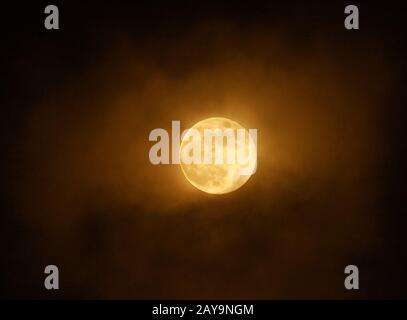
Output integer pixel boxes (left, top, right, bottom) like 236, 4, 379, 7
0, 1, 406, 299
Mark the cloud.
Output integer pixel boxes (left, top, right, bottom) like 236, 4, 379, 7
6, 20, 396, 298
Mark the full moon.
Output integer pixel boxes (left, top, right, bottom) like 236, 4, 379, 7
180, 117, 256, 194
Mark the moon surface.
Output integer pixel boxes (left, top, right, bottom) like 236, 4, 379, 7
180, 117, 256, 194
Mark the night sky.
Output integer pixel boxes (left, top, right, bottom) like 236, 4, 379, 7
1, 1, 406, 299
